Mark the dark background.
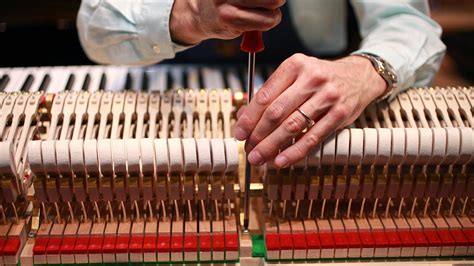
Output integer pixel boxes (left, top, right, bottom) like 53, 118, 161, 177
0, 0, 472, 85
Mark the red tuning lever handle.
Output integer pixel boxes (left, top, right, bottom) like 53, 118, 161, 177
240, 31, 265, 53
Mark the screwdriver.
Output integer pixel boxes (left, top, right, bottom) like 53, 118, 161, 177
240, 31, 265, 232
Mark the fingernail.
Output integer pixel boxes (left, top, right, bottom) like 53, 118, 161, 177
234, 126, 248, 140
275, 155, 289, 168
248, 150, 263, 165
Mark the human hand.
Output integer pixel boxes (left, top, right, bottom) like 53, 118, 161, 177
234, 54, 387, 168
170, 0, 284, 45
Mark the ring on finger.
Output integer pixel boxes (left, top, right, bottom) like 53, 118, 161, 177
296, 107, 315, 128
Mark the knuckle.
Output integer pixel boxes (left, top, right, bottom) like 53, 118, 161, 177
333, 109, 345, 121
305, 133, 320, 148
292, 144, 307, 159
265, 101, 284, 121
256, 87, 271, 105
236, 113, 253, 129
307, 67, 326, 83
284, 114, 304, 135
217, 6, 232, 21
333, 104, 351, 120
290, 53, 308, 66
324, 87, 341, 102
249, 132, 264, 145
273, 8, 283, 24
281, 53, 308, 72
219, 8, 244, 28
281, 56, 296, 71
262, 11, 281, 30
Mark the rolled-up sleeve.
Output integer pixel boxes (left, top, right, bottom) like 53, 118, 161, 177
77, 0, 191, 65
351, 0, 446, 98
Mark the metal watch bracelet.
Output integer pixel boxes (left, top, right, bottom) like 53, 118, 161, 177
354, 53, 398, 103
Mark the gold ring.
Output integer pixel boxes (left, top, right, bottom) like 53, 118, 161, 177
296, 107, 315, 128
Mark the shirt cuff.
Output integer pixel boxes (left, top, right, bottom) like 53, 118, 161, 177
136, 0, 194, 63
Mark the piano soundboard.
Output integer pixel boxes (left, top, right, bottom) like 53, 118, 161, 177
0, 65, 473, 265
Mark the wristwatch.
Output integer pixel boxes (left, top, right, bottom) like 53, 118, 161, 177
354, 53, 398, 103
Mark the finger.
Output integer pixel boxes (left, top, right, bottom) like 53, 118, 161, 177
234, 58, 299, 140
246, 92, 332, 161
231, 0, 286, 10
236, 105, 247, 120
220, 4, 282, 32
245, 78, 328, 152
245, 80, 310, 151
247, 102, 329, 165
274, 105, 350, 168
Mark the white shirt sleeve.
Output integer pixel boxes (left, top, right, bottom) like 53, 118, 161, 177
351, 0, 446, 98
76, 0, 192, 65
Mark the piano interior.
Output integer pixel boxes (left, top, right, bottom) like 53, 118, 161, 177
0, 64, 473, 266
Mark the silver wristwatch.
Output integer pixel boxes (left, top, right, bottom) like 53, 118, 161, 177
354, 53, 398, 103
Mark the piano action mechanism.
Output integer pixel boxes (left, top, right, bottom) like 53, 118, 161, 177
0, 65, 473, 265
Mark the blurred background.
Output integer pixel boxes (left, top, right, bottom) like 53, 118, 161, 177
0, 0, 472, 86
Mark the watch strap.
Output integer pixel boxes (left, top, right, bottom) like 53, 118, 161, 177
353, 53, 398, 103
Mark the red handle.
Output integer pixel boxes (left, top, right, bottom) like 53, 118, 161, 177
240, 31, 265, 53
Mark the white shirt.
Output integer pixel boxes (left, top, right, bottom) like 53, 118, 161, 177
77, 0, 446, 94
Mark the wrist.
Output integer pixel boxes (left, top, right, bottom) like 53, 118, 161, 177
170, 0, 205, 45
340, 55, 387, 99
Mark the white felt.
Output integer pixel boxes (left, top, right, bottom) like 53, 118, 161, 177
224, 138, 239, 173
362, 128, 377, 165
211, 138, 226, 173
167, 138, 183, 173
416, 128, 433, 165
349, 129, 363, 165
321, 133, 336, 165
390, 128, 405, 165
55, 140, 71, 174
69, 140, 85, 174
41, 141, 57, 174
335, 129, 350, 166
376, 128, 391, 165
111, 139, 127, 174
126, 139, 141, 175
444, 128, 460, 165
154, 139, 169, 173
28, 141, 44, 174
431, 128, 447, 165
140, 138, 155, 174
196, 139, 212, 172
182, 138, 198, 173
458, 128, 473, 165
404, 128, 419, 165
97, 139, 113, 175
83, 139, 99, 175
0, 142, 15, 176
